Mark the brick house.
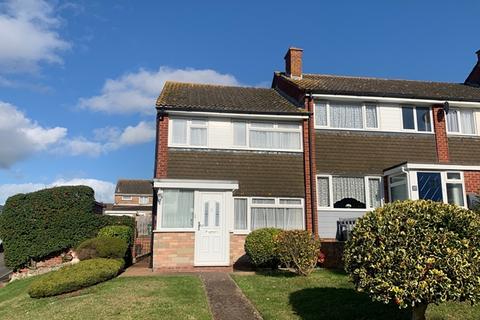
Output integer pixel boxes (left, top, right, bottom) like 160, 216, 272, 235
151, 48, 480, 270
104, 179, 153, 257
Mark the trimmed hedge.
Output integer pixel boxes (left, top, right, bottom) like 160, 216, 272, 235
276, 230, 321, 276
98, 225, 133, 247
28, 258, 124, 298
244, 228, 282, 268
76, 237, 128, 261
0, 186, 134, 270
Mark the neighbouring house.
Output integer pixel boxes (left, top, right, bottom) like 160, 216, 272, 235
151, 48, 480, 270
104, 179, 153, 257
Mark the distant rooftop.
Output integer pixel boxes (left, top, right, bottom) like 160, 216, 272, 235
115, 180, 152, 195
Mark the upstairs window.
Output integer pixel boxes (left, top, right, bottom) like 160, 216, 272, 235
170, 118, 208, 146
232, 120, 302, 151
315, 101, 378, 130
401, 106, 432, 132
447, 109, 476, 135
139, 196, 149, 205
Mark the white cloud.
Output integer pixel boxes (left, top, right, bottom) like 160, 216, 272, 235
0, 0, 69, 73
78, 67, 240, 114
59, 121, 156, 157
0, 101, 67, 168
0, 178, 116, 205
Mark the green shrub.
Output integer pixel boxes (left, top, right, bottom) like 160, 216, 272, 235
0, 186, 134, 270
98, 225, 133, 246
76, 237, 128, 261
344, 200, 480, 320
244, 228, 281, 268
276, 230, 320, 276
28, 258, 124, 298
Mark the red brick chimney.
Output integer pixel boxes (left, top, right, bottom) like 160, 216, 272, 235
465, 50, 480, 87
285, 47, 303, 79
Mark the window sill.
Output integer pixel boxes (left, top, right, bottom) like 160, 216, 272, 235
317, 208, 373, 212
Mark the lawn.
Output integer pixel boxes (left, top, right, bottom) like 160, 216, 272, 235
0, 275, 211, 320
232, 269, 480, 320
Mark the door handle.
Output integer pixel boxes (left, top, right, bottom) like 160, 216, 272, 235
198, 221, 201, 231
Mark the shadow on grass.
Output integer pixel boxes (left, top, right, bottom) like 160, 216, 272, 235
289, 287, 410, 320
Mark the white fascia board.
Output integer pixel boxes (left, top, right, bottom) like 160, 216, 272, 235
312, 94, 480, 108
153, 178, 239, 190
165, 110, 309, 120
384, 163, 480, 175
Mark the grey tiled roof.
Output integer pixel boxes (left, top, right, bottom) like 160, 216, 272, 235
277, 73, 480, 102
156, 81, 307, 114
115, 180, 152, 195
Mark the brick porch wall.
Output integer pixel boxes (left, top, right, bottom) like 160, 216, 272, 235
152, 232, 194, 269
464, 171, 480, 194
230, 233, 247, 265
320, 240, 345, 269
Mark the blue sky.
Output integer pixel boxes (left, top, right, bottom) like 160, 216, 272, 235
0, 0, 478, 204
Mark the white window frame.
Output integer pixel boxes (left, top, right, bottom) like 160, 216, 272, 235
410, 171, 467, 208
388, 173, 409, 203
313, 100, 380, 131
401, 105, 434, 133
316, 174, 384, 211
169, 117, 209, 148
231, 120, 303, 152
446, 108, 478, 136
233, 197, 305, 234
156, 189, 197, 232
121, 196, 132, 201
139, 196, 149, 205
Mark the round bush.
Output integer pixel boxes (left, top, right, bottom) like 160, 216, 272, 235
28, 258, 124, 298
276, 230, 320, 276
98, 225, 133, 246
76, 236, 128, 261
244, 228, 281, 267
344, 200, 480, 320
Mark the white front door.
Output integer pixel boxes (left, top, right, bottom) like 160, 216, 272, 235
194, 192, 229, 266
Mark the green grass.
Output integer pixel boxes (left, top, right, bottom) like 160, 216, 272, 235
232, 269, 480, 320
0, 275, 211, 320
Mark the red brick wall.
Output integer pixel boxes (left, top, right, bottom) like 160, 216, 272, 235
320, 240, 345, 269
464, 171, 480, 193
154, 114, 169, 179
432, 105, 449, 163
285, 48, 303, 78
230, 234, 247, 264
114, 195, 153, 205
152, 232, 194, 269
303, 97, 318, 236
134, 235, 151, 257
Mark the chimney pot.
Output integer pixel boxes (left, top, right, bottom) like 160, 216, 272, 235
284, 47, 303, 79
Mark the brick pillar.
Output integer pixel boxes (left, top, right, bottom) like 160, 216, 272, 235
154, 113, 169, 178
432, 105, 449, 163
303, 96, 318, 237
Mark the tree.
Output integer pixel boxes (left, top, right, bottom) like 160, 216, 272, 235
344, 200, 480, 320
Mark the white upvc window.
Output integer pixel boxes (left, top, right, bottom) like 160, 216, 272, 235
446, 109, 477, 135
317, 175, 383, 210
314, 101, 379, 130
401, 105, 433, 133
233, 197, 304, 233
121, 196, 132, 201
232, 120, 302, 151
170, 118, 208, 147
160, 189, 195, 229
139, 196, 149, 205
